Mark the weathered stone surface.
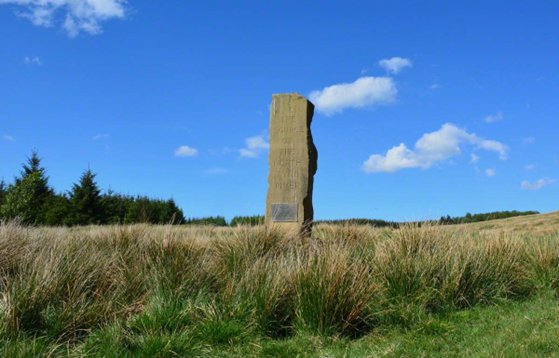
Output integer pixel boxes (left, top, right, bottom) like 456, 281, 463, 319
265, 93, 317, 233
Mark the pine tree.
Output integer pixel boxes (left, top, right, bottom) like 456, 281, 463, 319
17, 150, 53, 197
102, 189, 126, 224
2, 151, 55, 224
43, 194, 71, 226
159, 198, 185, 224
0, 172, 43, 223
67, 168, 104, 226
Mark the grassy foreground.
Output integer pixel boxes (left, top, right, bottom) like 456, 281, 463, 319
1, 214, 559, 357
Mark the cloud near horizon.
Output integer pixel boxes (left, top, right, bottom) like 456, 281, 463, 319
521, 178, 556, 190
378, 57, 412, 74
0, 0, 128, 37
309, 76, 397, 116
362, 123, 508, 173
240, 134, 269, 158
174, 145, 198, 157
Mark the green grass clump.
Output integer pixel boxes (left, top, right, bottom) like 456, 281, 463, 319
1, 220, 559, 356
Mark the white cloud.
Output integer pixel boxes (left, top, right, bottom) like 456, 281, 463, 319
470, 153, 480, 164
484, 112, 504, 123
203, 168, 229, 175
485, 168, 496, 177
523, 137, 536, 144
2, 135, 15, 142
174, 145, 198, 157
24, 56, 42, 66
521, 178, 556, 190
0, 0, 128, 37
362, 123, 508, 173
429, 83, 441, 90
309, 76, 397, 116
525, 164, 536, 171
360, 68, 369, 75
92, 133, 109, 140
378, 57, 412, 74
240, 134, 269, 158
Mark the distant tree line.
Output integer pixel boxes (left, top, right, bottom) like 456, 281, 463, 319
0, 151, 186, 226
181, 216, 265, 227
230, 215, 265, 226
318, 212, 540, 228
317, 218, 399, 228
184, 216, 228, 226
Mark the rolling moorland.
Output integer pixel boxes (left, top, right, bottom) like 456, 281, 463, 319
1, 211, 559, 357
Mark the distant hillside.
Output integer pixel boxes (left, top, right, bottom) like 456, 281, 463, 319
453, 211, 559, 234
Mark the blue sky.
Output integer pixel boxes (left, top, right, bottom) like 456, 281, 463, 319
1, 1, 558, 221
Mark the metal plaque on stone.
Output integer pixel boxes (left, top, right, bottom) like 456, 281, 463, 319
271, 203, 298, 222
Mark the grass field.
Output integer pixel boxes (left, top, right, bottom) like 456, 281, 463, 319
1, 212, 559, 357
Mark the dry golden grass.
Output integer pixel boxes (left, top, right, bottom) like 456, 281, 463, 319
449, 210, 559, 235
1, 212, 559, 356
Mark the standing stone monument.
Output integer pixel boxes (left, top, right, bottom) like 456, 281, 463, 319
265, 93, 317, 233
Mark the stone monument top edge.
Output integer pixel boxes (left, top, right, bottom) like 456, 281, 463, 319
271, 93, 315, 106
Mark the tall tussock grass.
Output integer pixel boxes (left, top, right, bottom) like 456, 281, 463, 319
1, 220, 559, 350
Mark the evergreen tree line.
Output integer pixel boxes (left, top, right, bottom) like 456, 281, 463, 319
0, 151, 186, 226
184, 216, 228, 226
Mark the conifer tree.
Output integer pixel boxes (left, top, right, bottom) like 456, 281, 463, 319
43, 194, 71, 226
0, 172, 43, 223
102, 189, 128, 224
159, 198, 185, 224
3, 151, 55, 223
17, 150, 53, 197
67, 168, 104, 226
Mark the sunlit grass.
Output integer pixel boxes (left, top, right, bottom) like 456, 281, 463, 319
1, 214, 559, 357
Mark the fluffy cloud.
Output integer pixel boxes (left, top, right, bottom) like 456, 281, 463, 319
240, 134, 269, 158
521, 178, 556, 190
24, 56, 42, 66
309, 76, 397, 116
378, 57, 412, 74
2, 135, 15, 141
174, 145, 198, 157
484, 112, 504, 123
470, 153, 480, 164
362, 123, 508, 173
485, 169, 496, 177
0, 0, 128, 37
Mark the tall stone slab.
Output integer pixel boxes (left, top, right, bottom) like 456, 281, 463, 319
265, 93, 317, 233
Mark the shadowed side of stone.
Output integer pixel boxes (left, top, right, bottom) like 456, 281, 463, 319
265, 93, 317, 234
